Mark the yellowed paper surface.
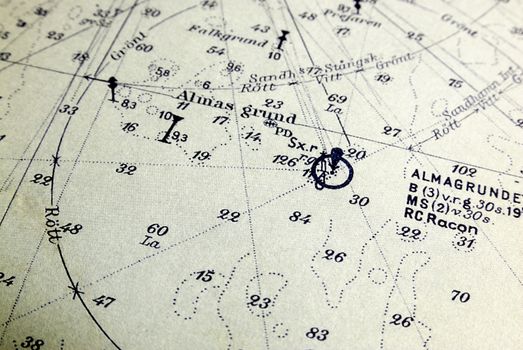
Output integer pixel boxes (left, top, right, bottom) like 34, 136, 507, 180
0, 0, 522, 349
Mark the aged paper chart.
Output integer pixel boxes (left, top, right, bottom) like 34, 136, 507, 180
0, 0, 522, 349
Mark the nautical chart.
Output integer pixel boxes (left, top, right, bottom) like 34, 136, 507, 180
0, 0, 522, 349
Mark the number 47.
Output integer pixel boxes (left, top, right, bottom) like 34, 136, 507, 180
92, 295, 116, 308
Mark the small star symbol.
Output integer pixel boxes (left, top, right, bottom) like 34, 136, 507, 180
51, 155, 61, 167
68, 282, 84, 300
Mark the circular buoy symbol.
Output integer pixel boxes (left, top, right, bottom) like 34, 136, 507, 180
310, 148, 354, 190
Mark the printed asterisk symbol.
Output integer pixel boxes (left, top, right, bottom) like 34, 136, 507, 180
51, 154, 61, 167
68, 282, 84, 300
